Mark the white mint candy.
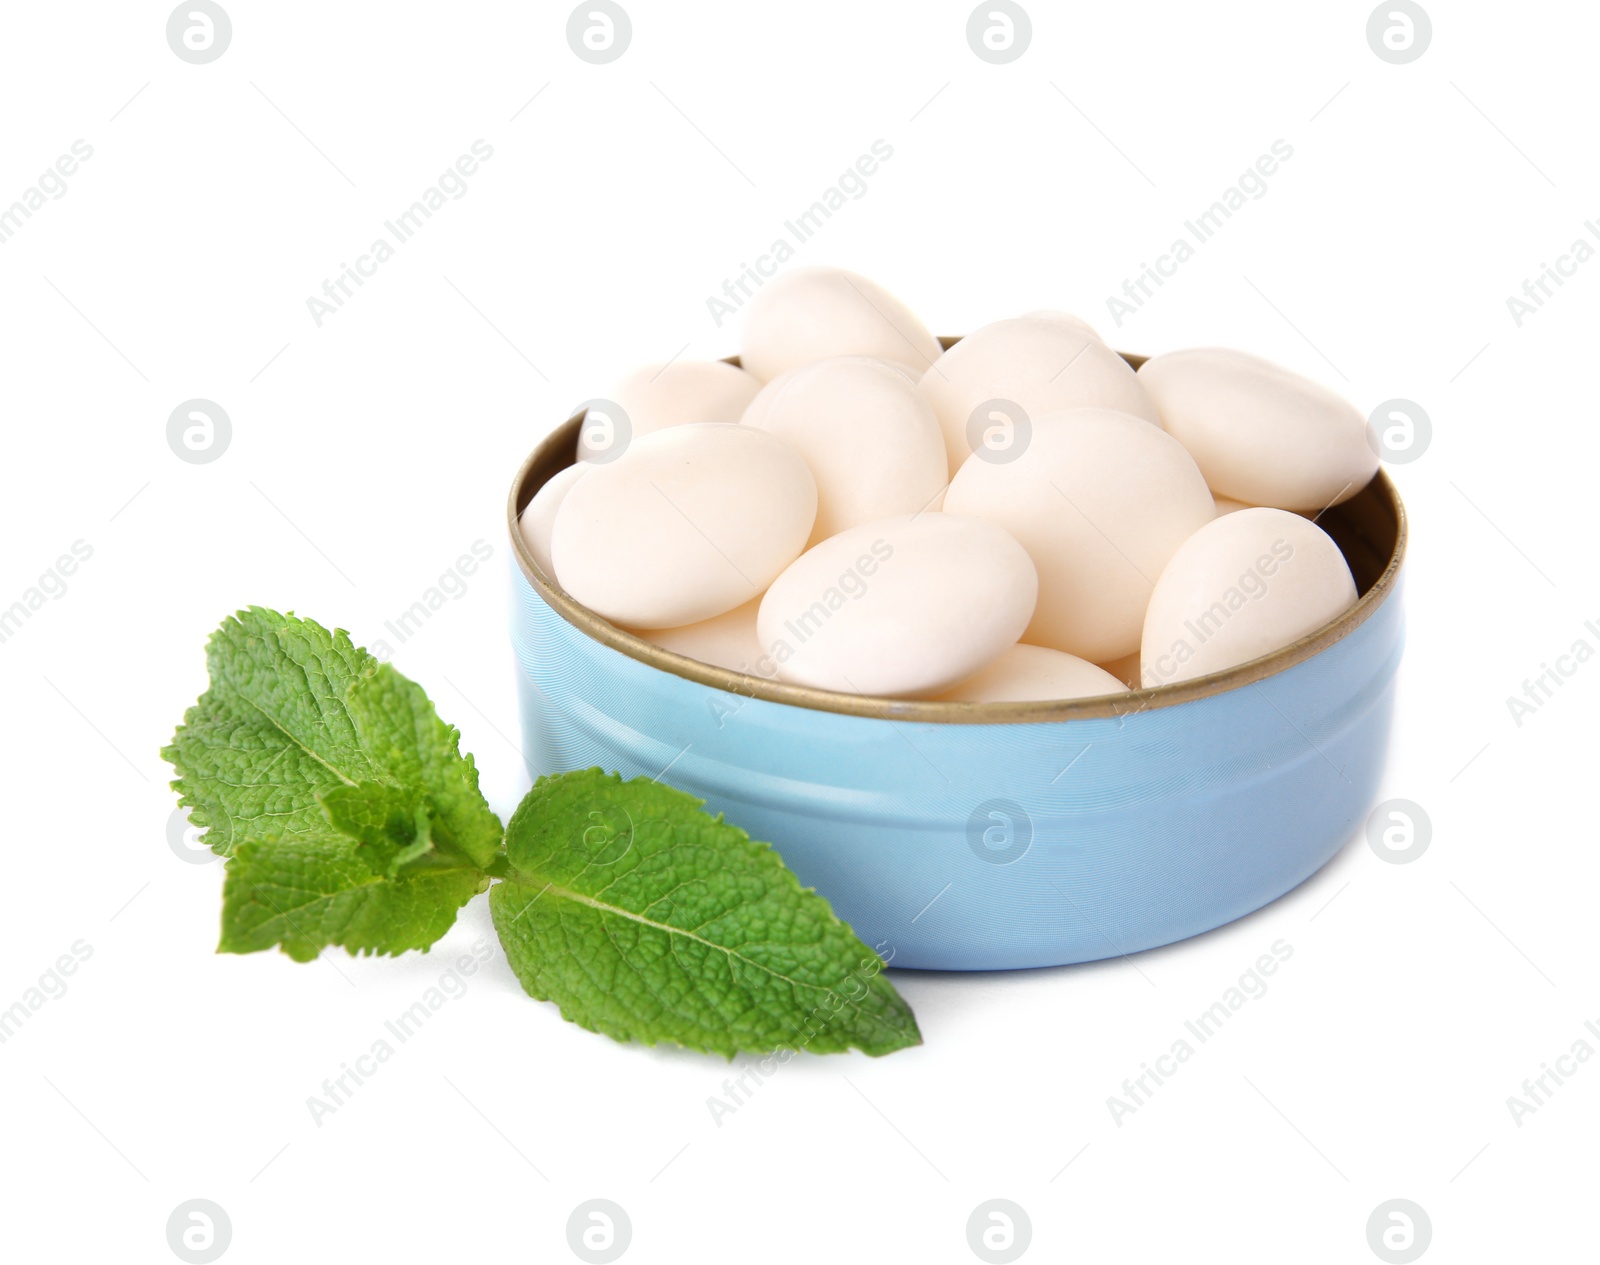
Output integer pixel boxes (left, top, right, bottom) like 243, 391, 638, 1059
937, 644, 1124, 702
740, 267, 943, 383
944, 407, 1215, 662
919, 315, 1160, 474
1140, 508, 1357, 688
633, 598, 764, 673
553, 423, 817, 629
1137, 348, 1379, 511
739, 366, 803, 431
757, 513, 1037, 697
579, 359, 761, 461
518, 463, 588, 581
741, 358, 918, 430
742, 356, 947, 545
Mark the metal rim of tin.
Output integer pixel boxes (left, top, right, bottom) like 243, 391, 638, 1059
507, 345, 1408, 725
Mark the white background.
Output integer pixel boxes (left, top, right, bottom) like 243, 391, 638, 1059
1, 2, 1595, 1262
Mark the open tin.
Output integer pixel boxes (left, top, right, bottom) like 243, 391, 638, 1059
506, 346, 1407, 970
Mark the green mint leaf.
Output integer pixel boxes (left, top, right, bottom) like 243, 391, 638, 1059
490, 769, 921, 1058
162, 606, 379, 856
318, 782, 435, 879
170, 610, 922, 1057
221, 833, 488, 961
164, 608, 504, 960
345, 664, 503, 871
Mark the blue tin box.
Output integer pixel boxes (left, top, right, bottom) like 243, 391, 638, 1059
506, 353, 1406, 970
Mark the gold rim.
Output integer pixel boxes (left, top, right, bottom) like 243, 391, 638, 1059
507, 348, 1407, 724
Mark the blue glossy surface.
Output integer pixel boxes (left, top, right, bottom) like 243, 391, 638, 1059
509, 566, 1403, 970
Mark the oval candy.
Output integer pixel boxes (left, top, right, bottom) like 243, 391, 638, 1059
517, 462, 588, 581
1140, 507, 1357, 687
553, 423, 817, 629
757, 513, 1037, 697
918, 315, 1159, 474
742, 356, 948, 545
944, 407, 1214, 662
632, 598, 765, 674
579, 359, 760, 462
740, 267, 942, 383
938, 644, 1124, 703
1137, 347, 1379, 511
